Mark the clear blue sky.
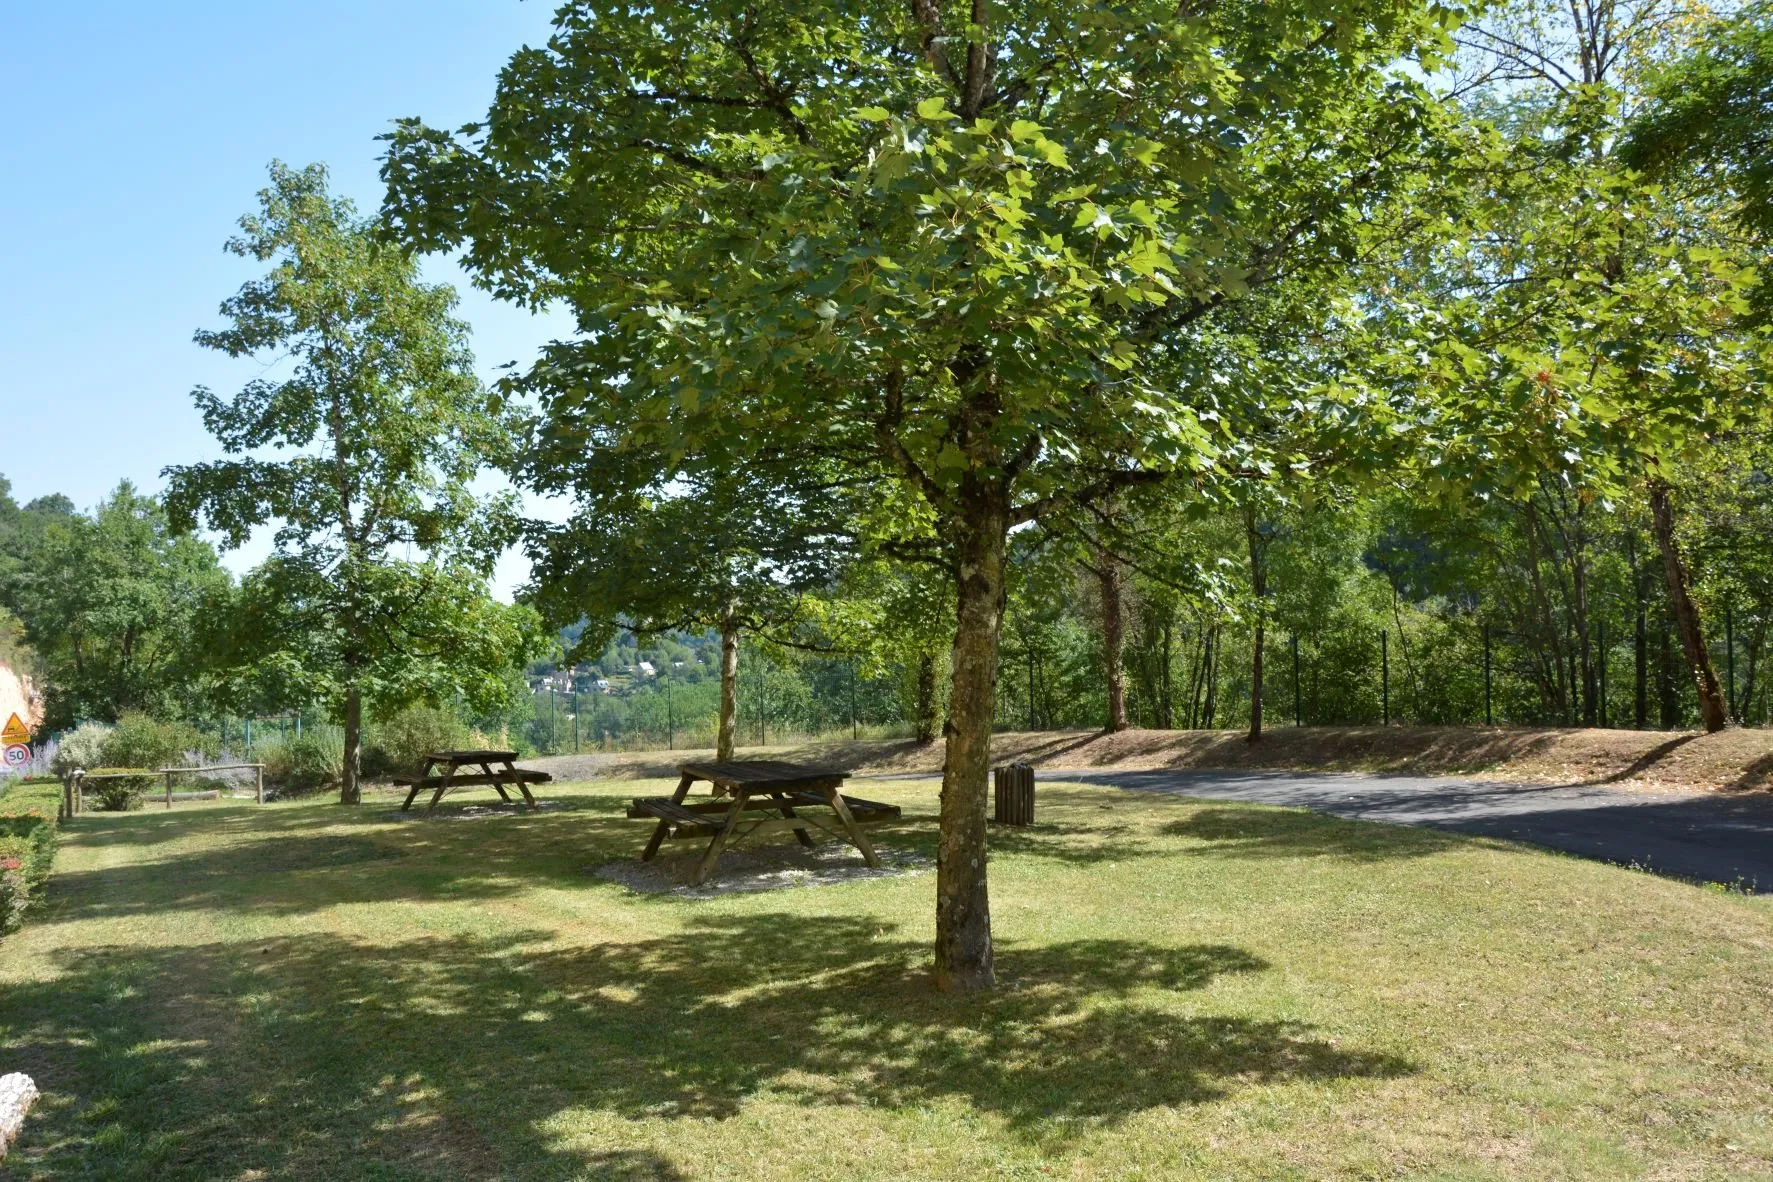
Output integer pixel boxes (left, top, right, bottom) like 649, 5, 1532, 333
0, 1, 571, 596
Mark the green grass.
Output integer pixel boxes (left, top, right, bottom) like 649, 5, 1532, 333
1, 778, 1770, 1180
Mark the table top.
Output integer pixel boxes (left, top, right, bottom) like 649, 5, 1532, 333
426, 750, 519, 764
679, 760, 849, 790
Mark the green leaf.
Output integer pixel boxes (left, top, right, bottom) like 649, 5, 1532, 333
915, 96, 956, 121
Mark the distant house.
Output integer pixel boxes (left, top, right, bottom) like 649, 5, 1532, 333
595, 679, 611, 692
638, 661, 656, 678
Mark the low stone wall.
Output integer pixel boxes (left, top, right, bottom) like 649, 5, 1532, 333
0, 1072, 37, 1159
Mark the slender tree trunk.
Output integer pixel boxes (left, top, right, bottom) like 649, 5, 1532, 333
1098, 551, 1128, 732
340, 685, 362, 806
717, 611, 739, 760
1648, 478, 1729, 732
914, 652, 939, 743
1246, 510, 1267, 742
1572, 508, 1596, 726
1659, 622, 1679, 727
1632, 536, 1648, 729
1202, 625, 1219, 728
935, 488, 1007, 993
1160, 617, 1174, 729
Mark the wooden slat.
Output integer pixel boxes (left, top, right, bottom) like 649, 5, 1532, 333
678, 760, 849, 789
391, 771, 550, 789
631, 798, 724, 831
426, 749, 519, 763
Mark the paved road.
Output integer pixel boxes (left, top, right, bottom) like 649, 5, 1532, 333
906, 769, 1773, 890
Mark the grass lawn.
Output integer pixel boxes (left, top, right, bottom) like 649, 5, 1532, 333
2, 777, 1770, 1180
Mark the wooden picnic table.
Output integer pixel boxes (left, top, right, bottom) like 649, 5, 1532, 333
627, 760, 902, 885
394, 750, 552, 813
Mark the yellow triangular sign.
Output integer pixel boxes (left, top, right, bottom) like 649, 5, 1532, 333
1, 713, 29, 745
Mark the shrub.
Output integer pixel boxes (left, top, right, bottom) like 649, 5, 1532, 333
0, 780, 60, 935
51, 721, 112, 776
364, 705, 468, 779
260, 733, 343, 796
100, 713, 213, 772
83, 769, 155, 812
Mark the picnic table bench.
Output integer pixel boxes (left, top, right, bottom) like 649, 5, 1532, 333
628, 760, 902, 884
394, 750, 552, 813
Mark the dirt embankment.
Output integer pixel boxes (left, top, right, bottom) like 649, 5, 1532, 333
0, 661, 38, 736
526, 725, 1773, 794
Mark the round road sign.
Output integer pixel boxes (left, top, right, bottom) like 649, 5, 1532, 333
2, 744, 29, 770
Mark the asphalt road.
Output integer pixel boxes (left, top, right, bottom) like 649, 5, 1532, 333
993, 769, 1773, 891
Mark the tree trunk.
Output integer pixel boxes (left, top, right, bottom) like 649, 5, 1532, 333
1632, 536, 1648, 729
1098, 552, 1128, 732
340, 685, 362, 806
914, 652, 939, 743
1202, 625, 1219, 728
1246, 510, 1267, 742
935, 490, 1007, 993
1648, 478, 1729, 732
717, 612, 739, 760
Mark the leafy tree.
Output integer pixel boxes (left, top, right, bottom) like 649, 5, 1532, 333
523, 465, 852, 760
4, 483, 226, 729
384, 0, 1472, 989
165, 162, 540, 803
1396, 0, 1770, 732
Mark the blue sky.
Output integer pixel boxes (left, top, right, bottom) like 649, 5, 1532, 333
0, 1, 572, 597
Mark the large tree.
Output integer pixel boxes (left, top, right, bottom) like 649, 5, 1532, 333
166, 162, 538, 802
383, 0, 1468, 989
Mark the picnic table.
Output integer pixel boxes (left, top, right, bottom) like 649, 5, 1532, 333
627, 760, 902, 885
394, 750, 552, 813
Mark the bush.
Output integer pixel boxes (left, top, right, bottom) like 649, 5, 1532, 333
364, 705, 468, 779
100, 713, 212, 772
1, 780, 60, 935
51, 721, 112, 776
260, 733, 343, 797
83, 769, 155, 812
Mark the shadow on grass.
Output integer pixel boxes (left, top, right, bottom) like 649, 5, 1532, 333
1162, 807, 1462, 862
44, 798, 649, 922
0, 914, 1411, 1178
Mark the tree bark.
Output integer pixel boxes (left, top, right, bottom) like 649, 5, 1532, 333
1647, 477, 1729, 732
1245, 509, 1267, 742
1097, 550, 1128, 732
717, 611, 739, 760
935, 487, 1007, 993
914, 652, 939, 743
340, 685, 362, 806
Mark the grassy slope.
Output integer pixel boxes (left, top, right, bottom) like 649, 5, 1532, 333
532, 725, 1773, 794
0, 780, 1769, 1180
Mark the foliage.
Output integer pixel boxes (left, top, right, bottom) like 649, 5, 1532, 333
98, 712, 211, 772
50, 721, 112, 776
0, 779, 57, 936
82, 770, 155, 812
259, 733, 345, 797
164, 162, 545, 802
363, 704, 468, 778
1, 482, 229, 729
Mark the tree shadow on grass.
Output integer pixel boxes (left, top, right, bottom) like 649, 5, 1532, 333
1162, 807, 1464, 863
42, 805, 653, 923
0, 914, 1410, 1179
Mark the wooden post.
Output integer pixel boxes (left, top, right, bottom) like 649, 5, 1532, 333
255, 764, 264, 805
165, 770, 174, 810
60, 776, 72, 821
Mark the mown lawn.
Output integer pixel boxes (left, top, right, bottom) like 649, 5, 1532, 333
1, 777, 1770, 1180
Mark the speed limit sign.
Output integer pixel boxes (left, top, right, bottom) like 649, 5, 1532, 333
1, 743, 28, 771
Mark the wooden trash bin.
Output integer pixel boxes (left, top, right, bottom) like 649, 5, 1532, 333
993, 763, 1035, 826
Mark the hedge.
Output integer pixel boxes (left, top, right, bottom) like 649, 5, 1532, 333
0, 779, 61, 937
